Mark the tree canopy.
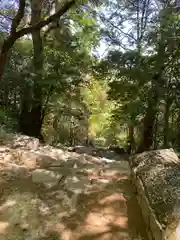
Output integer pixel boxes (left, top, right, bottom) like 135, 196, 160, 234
1, 0, 180, 153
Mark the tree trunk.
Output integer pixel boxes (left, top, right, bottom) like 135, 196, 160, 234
136, 97, 158, 153
163, 99, 171, 148
19, 99, 31, 135
170, 107, 175, 147
127, 122, 135, 154
0, 0, 75, 83
0, 38, 16, 81
136, 20, 166, 154
153, 111, 158, 149
136, 5, 170, 153
19, 0, 44, 141
175, 111, 180, 149
69, 117, 74, 146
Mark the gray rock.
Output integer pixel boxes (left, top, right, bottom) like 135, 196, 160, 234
4, 164, 29, 179
32, 169, 62, 188
10, 135, 40, 150
130, 148, 179, 169
131, 149, 180, 226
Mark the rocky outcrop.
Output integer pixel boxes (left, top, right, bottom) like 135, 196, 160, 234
0, 133, 40, 150
130, 148, 180, 240
0, 133, 131, 240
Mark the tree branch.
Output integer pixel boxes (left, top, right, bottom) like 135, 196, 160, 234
10, 0, 26, 34
0, 0, 76, 82
43, 22, 60, 40
99, 13, 137, 42
0, 13, 12, 20
16, 0, 75, 39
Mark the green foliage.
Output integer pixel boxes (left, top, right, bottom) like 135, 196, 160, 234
81, 78, 115, 143
2, 0, 180, 152
0, 109, 18, 132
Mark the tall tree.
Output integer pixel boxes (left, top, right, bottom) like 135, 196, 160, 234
19, 0, 44, 139
0, 0, 75, 82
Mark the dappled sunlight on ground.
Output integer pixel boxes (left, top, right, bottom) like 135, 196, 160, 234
0, 154, 148, 240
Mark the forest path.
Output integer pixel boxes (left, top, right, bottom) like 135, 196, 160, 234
68, 160, 149, 240
0, 155, 148, 240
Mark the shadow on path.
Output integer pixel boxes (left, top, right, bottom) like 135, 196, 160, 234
0, 160, 148, 240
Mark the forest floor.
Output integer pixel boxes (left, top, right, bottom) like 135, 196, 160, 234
0, 142, 149, 239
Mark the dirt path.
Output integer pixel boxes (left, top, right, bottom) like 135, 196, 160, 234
0, 160, 148, 240
64, 161, 149, 240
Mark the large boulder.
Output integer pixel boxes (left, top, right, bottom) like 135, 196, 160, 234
31, 169, 63, 188
0, 133, 40, 150
130, 149, 180, 240
130, 148, 179, 169
2, 163, 29, 180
